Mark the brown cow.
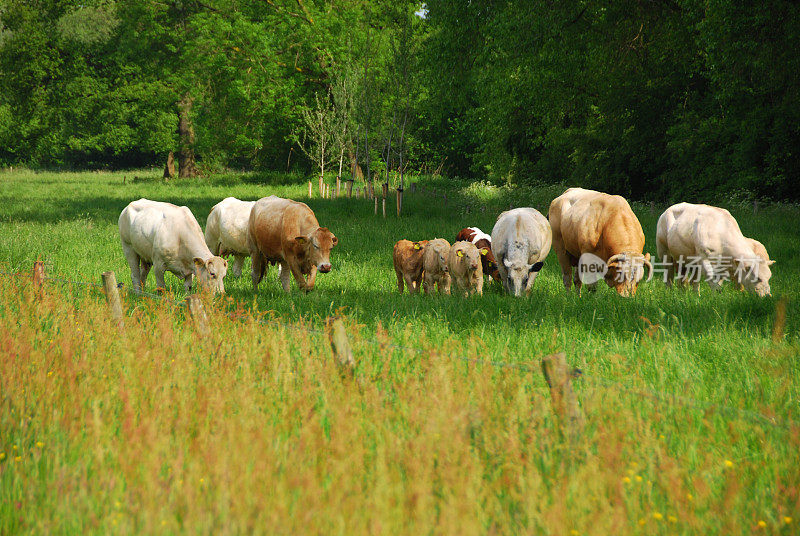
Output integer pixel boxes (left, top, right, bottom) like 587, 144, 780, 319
248, 196, 337, 292
448, 241, 484, 296
549, 187, 651, 297
393, 239, 428, 294
455, 227, 501, 282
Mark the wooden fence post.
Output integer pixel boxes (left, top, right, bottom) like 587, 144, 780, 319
382, 182, 388, 198
185, 295, 210, 336
374, 197, 378, 215
541, 352, 583, 440
336, 176, 341, 197
101, 271, 124, 325
308, 181, 313, 198
382, 198, 386, 218
347, 180, 353, 198
327, 317, 355, 378
33, 261, 45, 297
396, 187, 403, 217
410, 182, 416, 194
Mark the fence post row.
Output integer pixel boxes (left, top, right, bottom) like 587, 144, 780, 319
541, 352, 584, 441
101, 271, 124, 326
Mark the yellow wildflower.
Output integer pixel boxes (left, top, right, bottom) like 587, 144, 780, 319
687, 493, 693, 501
0, 452, 5, 460
784, 517, 792, 524
724, 459, 734, 468
652, 512, 663, 521
638, 518, 646, 526
668, 515, 677, 523
635, 475, 643, 482
758, 520, 767, 528
570, 531, 579, 536
36, 442, 43, 448
622, 476, 631, 484
14, 456, 21, 462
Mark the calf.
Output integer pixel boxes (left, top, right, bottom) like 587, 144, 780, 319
248, 196, 337, 293
393, 239, 428, 294
119, 199, 227, 294
204, 197, 256, 278
549, 188, 650, 297
448, 241, 484, 296
422, 238, 451, 295
455, 227, 501, 282
491, 208, 551, 296
656, 203, 773, 296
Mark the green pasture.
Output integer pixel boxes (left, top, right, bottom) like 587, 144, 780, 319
1, 169, 799, 534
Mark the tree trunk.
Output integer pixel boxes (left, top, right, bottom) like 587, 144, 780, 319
163, 151, 176, 179
177, 96, 199, 178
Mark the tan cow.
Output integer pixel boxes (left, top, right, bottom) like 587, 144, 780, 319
549, 187, 651, 297
393, 239, 428, 294
422, 238, 451, 295
448, 241, 484, 296
248, 196, 337, 292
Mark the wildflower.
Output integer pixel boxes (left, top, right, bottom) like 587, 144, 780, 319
14, 456, 21, 462
162, 521, 167, 526
200, 478, 205, 484
635, 475, 643, 482
724, 459, 734, 468
668, 515, 677, 523
36, 442, 43, 448
784, 517, 792, 524
659, 434, 665, 439
638, 518, 646, 526
758, 520, 767, 528
12, 445, 18, 451
0, 453, 5, 460
570, 531, 579, 536
47, 371, 53, 376
114, 501, 121, 509
622, 476, 631, 484
626, 468, 635, 476
687, 493, 693, 501
652, 512, 663, 520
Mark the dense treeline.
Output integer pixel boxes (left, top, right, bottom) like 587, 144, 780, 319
1, 1, 798, 200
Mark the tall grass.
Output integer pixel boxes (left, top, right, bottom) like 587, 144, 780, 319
1, 169, 799, 534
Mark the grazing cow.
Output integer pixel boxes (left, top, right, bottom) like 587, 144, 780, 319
393, 239, 429, 294
448, 241, 484, 296
422, 238, 451, 295
205, 197, 256, 278
491, 208, 551, 296
656, 203, 773, 296
549, 188, 650, 297
455, 227, 501, 282
119, 199, 227, 293
248, 196, 337, 293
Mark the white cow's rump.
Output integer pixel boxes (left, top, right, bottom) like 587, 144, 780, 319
205, 197, 256, 278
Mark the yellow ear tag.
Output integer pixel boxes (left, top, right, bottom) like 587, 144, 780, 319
413, 243, 421, 250
480, 249, 488, 256
457, 250, 464, 257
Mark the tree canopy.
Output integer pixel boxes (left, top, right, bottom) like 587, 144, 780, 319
0, 0, 798, 200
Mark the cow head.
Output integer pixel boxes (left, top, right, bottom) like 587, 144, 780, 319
607, 252, 651, 297
736, 256, 774, 297
502, 257, 545, 297
294, 227, 338, 273
454, 244, 482, 272
193, 256, 228, 294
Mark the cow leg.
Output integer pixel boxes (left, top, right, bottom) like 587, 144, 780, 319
396, 267, 405, 293
440, 274, 451, 295
153, 261, 168, 291
404, 274, 418, 294
287, 261, 308, 292
122, 243, 143, 290
251, 252, 267, 291
232, 254, 245, 278
555, 248, 574, 291
476, 274, 484, 296
305, 265, 318, 292
139, 260, 153, 289
278, 261, 292, 292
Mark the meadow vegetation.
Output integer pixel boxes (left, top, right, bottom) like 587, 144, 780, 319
1, 169, 798, 534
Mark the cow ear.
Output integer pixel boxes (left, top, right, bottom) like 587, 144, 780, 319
331, 236, 338, 246
503, 258, 512, 268
193, 257, 206, 269
413, 242, 421, 250
480, 248, 488, 256
530, 261, 544, 273
767, 260, 776, 265
457, 250, 464, 258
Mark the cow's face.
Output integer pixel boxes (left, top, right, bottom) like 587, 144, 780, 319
434, 245, 449, 273
454, 245, 481, 272
194, 256, 228, 294
608, 253, 650, 297
503, 258, 544, 297
295, 227, 338, 273
737, 257, 774, 297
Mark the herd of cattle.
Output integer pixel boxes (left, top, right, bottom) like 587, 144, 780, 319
118, 187, 774, 298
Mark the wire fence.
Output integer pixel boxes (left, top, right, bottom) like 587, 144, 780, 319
1, 267, 796, 432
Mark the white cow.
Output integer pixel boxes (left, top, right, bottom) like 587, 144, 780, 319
119, 199, 227, 294
204, 197, 256, 278
491, 208, 552, 296
656, 202, 774, 296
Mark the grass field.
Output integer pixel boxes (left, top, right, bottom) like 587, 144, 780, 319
1, 169, 798, 534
